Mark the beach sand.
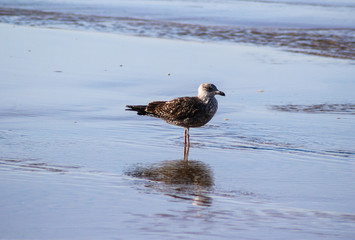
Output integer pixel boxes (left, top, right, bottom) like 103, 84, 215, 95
1, 23, 355, 239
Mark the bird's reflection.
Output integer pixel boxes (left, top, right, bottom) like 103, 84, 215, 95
183, 140, 190, 161
125, 159, 214, 206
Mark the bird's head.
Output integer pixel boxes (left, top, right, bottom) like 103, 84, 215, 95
198, 83, 225, 100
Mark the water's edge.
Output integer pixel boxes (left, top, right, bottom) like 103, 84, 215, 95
1, 7, 354, 60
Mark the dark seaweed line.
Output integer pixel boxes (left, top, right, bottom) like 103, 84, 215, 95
270, 104, 355, 115
1, 7, 355, 60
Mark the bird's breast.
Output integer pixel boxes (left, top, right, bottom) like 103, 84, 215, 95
205, 97, 218, 114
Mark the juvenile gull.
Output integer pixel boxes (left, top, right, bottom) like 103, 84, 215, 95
126, 83, 225, 159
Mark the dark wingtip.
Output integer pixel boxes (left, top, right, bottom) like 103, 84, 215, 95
125, 105, 134, 110
125, 105, 147, 115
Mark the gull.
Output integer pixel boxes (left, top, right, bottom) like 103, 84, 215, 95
126, 83, 225, 160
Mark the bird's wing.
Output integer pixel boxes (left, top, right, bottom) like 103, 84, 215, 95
148, 97, 204, 120
145, 101, 167, 116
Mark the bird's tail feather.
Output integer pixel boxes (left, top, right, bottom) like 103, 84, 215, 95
125, 105, 147, 115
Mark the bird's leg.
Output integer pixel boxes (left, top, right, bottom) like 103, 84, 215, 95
183, 128, 187, 161
183, 128, 190, 161
186, 128, 190, 148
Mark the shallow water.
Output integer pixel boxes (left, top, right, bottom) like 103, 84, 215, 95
1, 18, 355, 240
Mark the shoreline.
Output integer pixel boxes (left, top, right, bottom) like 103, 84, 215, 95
1, 7, 355, 60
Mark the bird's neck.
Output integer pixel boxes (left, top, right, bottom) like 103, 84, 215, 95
198, 94, 214, 104
201, 95, 218, 114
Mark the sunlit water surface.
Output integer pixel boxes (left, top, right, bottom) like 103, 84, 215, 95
1, 2, 355, 239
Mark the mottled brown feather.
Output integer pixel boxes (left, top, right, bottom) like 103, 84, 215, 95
126, 83, 224, 129
149, 97, 204, 120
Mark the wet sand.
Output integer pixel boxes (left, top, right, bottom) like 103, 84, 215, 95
1, 7, 354, 60
1, 23, 355, 239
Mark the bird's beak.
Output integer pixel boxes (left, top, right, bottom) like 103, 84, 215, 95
215, 90, 225, 96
